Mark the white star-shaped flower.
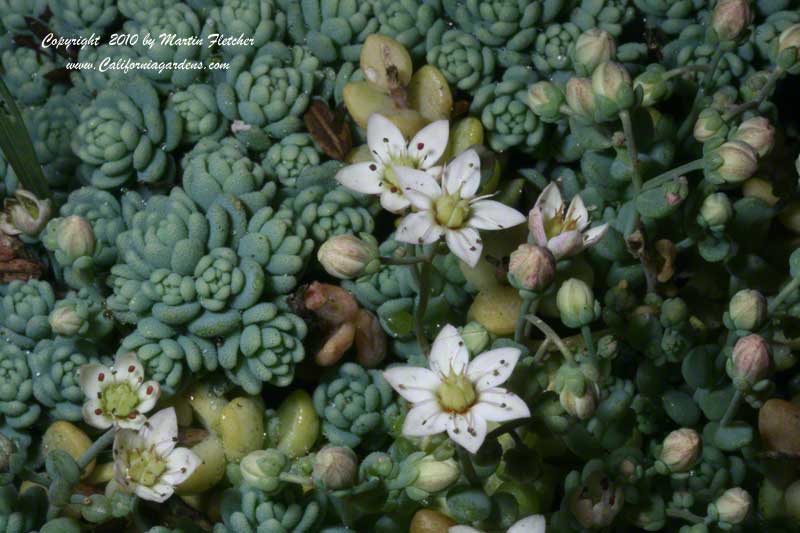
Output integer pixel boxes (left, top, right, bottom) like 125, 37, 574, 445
528, 183, 608, 260
449, 515, 546, 533
335, 114, 449, 213
113, 407, 200, 503
393, 149, 526, 267
79, 353, 160, 430
383, 324, 530, 454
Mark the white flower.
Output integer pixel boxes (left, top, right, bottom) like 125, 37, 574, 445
0, 189, 52, 237
335, 114, 449, 213
383, 324, 530, 454
79, 353, 160, 430
113, 407, 200, 503
393, 149, 526, 267
449, 514, 546, 533
528, 183, 608, 260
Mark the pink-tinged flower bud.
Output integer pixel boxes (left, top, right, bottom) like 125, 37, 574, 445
731, 334, 770, 385
317, 234, 380, 280
728, 289, 767, 331
733, 116, 775, 157
591, 61, 633, 109
572, 29, 616, 76
714, 487, 751, 524
312, 446, 358, 490
660, 428, 700, 473
508, 244, 556, 292
712, 0, 752, 42
714, 140, 759, 183
56, 216, 96, 261
566, 77, 597, 118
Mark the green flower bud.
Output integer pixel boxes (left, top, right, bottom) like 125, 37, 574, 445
460, 322, 490, 355
660, 428, 700, 473
239, 448, 288, 494
694, 109, 728, 143
660, 298, 688, 327
508, 244, 556, 292
733, 116, 775, 157
775, 24, 800, 74
55, 216, 96, 262
591, 61, 634, 113
48, 306, 84, 337
633, 65, 672, 107
714, 487, 751, 524
566, 77, 597, 119
699, 193, 733, 230
572, 29, 616, 76
728, 289, 767, 331
526, 82, 565, 123
412, 456, 460, 493
711, 140, 759, 184
557, 278, 599, 328
711, 0, 752, 42
312, 446, 358, 490
317, 234, 380, 280
560, 384, 598, 420
730, 334, 770, 387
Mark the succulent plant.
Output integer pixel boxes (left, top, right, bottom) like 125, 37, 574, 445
214, 486, 324, 533
426, 29, 497, 93
261, 134, 322, 188
23, 95, 81, 190
373, 0, 445, 59
0, 280, 56, 349
169, 84, 230, 145
206, 0, 286, 54
1, 48, 64, 106
0, 341, 41, 430
46, 0, 118, 37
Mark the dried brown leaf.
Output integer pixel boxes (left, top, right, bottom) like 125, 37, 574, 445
304, 100, 352, 161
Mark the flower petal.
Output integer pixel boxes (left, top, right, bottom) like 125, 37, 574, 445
446, 411, 487, 454
527, 207, 549, 247
583, 223, 609, 247
113, 353, 144, 388
395, 166, 442, 210
79, 363, 109, 399
82, 399, 112, 430
335, 162, 384, 195
380, 189, 411, 213
408, 120, 449, 169
468, 200, 526, 231
116, 413, 147, 430
367, 114, 407, 164
445, 227, 482, 268
141, 407, 178, 456
535, 182, 564, 220
565, 194, 590, 231
383, 366, 441, 403
466, 347, 521, 391
396, 211, 444, 245
429, 324, 469, 377
162, 447, 201, 486
134, 484, 172, 503
509, 515, 546, 533
137, 380, 160, 414
449, 527, 484, 533
443, 149, 481, 198
402, 400, 449, 437
472, 388, 531, 423
547, 230, 584, 259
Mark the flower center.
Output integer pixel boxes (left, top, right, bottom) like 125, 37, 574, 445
123, 447, 168, 487
434, 195, 471, 229
437, 371, 477, 413
382, 153, 419, 192
100, 382, 140, 418
544, 206, 579, 239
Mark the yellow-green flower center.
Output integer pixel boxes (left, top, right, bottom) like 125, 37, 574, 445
437, 371, 477, 413
544, 207, 578, 239
100, 382, 139, 418
382, 153, 419, 191
123, 447, 168, 487
434, 195, 470, 229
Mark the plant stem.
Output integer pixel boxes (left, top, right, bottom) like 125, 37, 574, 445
77, 428, 115, 471
414, 259, 433, 355
581, 326, 596, 360
526, 315, 575, 365
768, 275, 800, 315
643, 159, 706, 189
456, 445, 481, 487
279, 472, 312, 486
664, 64, 712, 79
677, 50, 724, 141
719, 389, 743, 427
722, 68, 782, 121
676, 237, 695, 251
619, 110, 642, 194
381, 255, 433, 266
485, 418, 531, 442
514, 295, 538, 344
666, 508, 706, 524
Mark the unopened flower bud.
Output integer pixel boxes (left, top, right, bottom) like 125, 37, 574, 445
591, 61, 634, 111
633, 66, 671, 107
49, 306, 84, 337
730, 334, 770, 386
239, 449, 288, 494
312, 446, 358, 490
712, 140, 759, 183
712, 0, 752, 42
527, 81, 564, 122
733, 116, 775, 157
508, 244, 556, 292
694, 108, 728, 143
557, 278, 598, 328
566, 77, 597, 119
699, 193, 733, 229
412, 456, 460, 493
560, 385, 598, 420
728, 290, 766, 331
714, 487, 751, 524
0, 190, 52, 237
660, 428, 700, 473
460, 321, 490, 355
660, 298, 689, 327
56, 216, 96, 261
573, 29, 616, 75
776, 24, 800, 73
570, 470, 624, 528
317, 234, 379, 280
742, 178, 779, 206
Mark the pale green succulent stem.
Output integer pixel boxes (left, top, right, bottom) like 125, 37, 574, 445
526, 314, 575, 365
643, 159, 706, 190
581, 325, 596, 361
77, 428, 116, 471
666, 507, 706, 524
380, 255, 433, 265
768, 274, 800, 315
409, 246, 438, 355
677, 50, 724, 141
279, 472, 312, 486
722, 68, 783, 122
619, 110, 642, 194
718, 389, 743, 427
663, 64, 712, 80
485, 418, 531, 442
514, 295, 539, 343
